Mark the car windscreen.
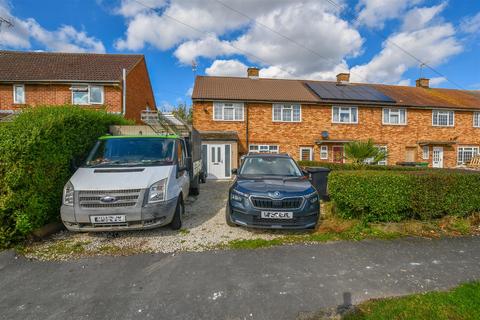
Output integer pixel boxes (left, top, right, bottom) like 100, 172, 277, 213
239, 157, 302, 177
84, 138, 175, 167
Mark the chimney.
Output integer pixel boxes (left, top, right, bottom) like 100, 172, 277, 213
336, 73, 350, 84
416, 78, 430, 88
247, 67, 259, 79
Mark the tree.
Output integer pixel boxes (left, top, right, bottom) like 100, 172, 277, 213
344, 139, 387, 166
171, 103, 192, 124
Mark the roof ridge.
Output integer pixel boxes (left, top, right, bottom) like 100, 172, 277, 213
0, 50, 144, 58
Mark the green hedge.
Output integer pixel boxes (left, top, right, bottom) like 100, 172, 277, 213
298, 160, 432, 171
0, 106, 130, 248
328, 170, 480, 222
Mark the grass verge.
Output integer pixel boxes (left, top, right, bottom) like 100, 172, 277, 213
343, 282, 480, 320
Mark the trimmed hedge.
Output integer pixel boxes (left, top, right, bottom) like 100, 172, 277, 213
0, 106, 130, 248
298, 160, 432, 171
328, 170, 480, 222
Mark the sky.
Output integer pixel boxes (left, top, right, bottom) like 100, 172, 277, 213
0, 0, 479, 111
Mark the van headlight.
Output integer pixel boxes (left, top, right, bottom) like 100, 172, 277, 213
148, 178, 168, 203
63, 181, 74, 206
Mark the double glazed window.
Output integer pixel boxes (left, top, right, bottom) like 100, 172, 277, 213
364, 146, 388, 165
300, 147, 313, 161
71, 85, 104, 105
249, 144, 279, 153
332, 106, 358, 123
13, 84, 25, 104
320, 145, 328, 160
213, 102, 244, 121
383, 108, 406, 125
432, 110, 454, 127
422, 146, 429, 160
474, 112, 480, 128
273, 104, 301, 122
457, 146, 479, 165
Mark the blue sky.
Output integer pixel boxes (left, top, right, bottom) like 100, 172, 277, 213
1, 0, 479, 110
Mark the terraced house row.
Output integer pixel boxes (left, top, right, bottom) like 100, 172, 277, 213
192, 68, 480, 179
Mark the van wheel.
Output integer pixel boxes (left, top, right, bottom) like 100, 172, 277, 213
170, 199, 183, 230
225, 204, 237, 227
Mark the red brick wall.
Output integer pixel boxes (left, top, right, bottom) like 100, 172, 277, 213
193, 101, 480, 168
125, 58, 156, 123
0, 83, 122, 113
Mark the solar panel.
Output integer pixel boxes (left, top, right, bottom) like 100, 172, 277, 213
305, 82, 396, 103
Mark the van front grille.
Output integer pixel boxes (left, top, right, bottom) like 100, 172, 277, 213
78, 189, 141, 208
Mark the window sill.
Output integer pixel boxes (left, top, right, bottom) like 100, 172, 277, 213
213, 119, 245, 122
382, 123, 407, 126
331, 122, 358, 125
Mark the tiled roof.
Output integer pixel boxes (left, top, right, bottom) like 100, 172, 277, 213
192, 76, 480, 110
0, 51, 144, 82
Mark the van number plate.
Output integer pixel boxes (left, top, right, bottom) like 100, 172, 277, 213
261, 211, 293, 219
90, 215, 126, 224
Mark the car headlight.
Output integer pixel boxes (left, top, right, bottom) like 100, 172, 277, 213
230, 189, 248, 202
63, 181, 74, 206
307, 191, 319, 204
148, 178, 168, 203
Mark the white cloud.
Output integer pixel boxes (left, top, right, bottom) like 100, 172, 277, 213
115, 0, 167, 17
356, 0, 423, 29
460, 12, 480, 34
401, 2, 446, 32
429, 76, 447, 87
205, 59, 247, 77
0, 1, 105, 52
174, 35, 236, 64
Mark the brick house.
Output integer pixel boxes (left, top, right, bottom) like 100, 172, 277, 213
192, 68, 480, 179
0, 51, 156, 122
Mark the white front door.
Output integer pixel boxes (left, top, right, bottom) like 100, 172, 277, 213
432, 147, 444, 168
208, 144, 226, 179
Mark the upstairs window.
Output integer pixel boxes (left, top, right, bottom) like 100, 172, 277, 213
332, 106, 358, 124
474, 112, 480, 128
249, 144, 279, 153
272, 104, 301, 122
13, 84, 25, 104
432, 110, 454, 127
213, 102, 244, 121
71, 85, 104, 105
383, 108, 406, 125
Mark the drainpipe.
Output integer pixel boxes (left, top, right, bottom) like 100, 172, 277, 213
122, 68, 126, 116
245, 104, 249, 153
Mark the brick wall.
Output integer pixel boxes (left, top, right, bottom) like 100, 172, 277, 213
0, 83, 122, 113
125, 58, 156, 123
193, 101, 480, 168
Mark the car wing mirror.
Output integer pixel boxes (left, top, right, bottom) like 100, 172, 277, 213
231, 168, 238, 175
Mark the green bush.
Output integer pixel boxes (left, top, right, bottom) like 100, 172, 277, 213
298, 160, 432, 171
0, 106, 130, 248
328, 170, 480, 222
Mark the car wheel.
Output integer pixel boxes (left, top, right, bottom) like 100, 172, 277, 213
170, 198, 183, 230
225, 204, 237, 227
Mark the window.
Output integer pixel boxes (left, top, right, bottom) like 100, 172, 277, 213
364, 145, 388, 165
213, 102, 244, 121
71, 85, 104, 105
177, 140, 186, 168
432, 110, 454, 127
320, 145, 328, 160
300, 147, 313, 161
474, 112, 480, 128
422, 146, 429, 160
383, 108, 406, 125
332, 106, 358, 124
13, 84, 25, 104
272, 104, 301, 122
457, 146, 479, 165
249, 144, 279, 153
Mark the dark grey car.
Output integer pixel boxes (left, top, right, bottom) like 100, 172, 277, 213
226, 153, 320, 229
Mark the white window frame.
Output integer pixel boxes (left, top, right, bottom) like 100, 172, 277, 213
457, 146, 480, 165
364, 145, 388, 165
422, 146, 429, 160
320, 145, 328, 160
71, 85, 104, 105
272, 104, 302, 122
13, 84, 25, 104
474, 112, 480, 128
300, 147, 313, 161
332, 106, 358, 124
249, 144, 279, 154
213, 102, 244, 121
382, 108, 407, 125
432, 109, 454, 127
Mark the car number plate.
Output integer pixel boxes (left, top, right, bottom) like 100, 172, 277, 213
90, 215, 126, 224
260, 211, 293, 219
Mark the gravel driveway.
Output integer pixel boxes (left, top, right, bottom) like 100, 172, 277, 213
26, 181, 293, 259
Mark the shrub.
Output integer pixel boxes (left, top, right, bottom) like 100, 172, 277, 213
298, 160, 431, 171
0, 106, 130, 248
328, 170, 480, 222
